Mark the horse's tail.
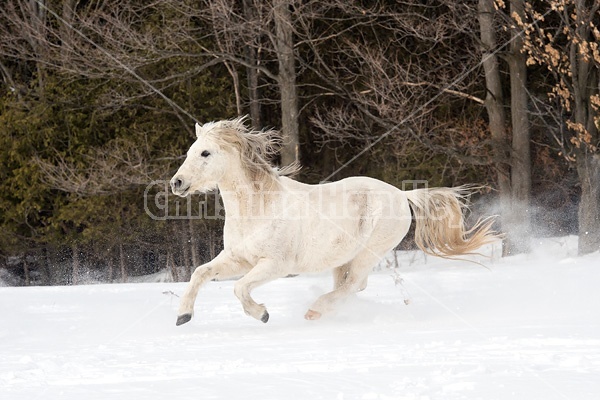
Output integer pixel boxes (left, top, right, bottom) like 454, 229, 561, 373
404, 186, 499, 258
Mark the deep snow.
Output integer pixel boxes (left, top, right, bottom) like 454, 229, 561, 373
1, 236, 599, 400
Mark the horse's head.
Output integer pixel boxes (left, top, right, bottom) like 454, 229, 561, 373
170, 121, 233, 196
171, 116, 291, 196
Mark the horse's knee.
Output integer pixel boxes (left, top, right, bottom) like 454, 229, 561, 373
191, 265, 211, 281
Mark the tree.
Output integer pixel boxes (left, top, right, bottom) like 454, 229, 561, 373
506, 0, 533, 254
191, 0, 301, 165
516, 0, 600, 255
478, 0, 513, 253
273, 0, 300, 166
241, 0, 262, 127
0, 0, 235, 283
0, 0, 593, 285
296, 1, 494, 187
478, 0, 533, 255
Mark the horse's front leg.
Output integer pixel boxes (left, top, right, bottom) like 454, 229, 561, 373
233, 258, 282, 323
176, 251, 249, 326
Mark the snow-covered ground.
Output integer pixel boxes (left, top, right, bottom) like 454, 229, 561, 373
1, 236, 599, 400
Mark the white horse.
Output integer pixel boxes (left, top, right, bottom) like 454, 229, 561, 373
170, 116, 497, 325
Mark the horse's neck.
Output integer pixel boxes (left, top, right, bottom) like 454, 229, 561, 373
218, 175, 279, 219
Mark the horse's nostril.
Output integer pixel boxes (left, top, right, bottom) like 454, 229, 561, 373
172, 177, 183, 191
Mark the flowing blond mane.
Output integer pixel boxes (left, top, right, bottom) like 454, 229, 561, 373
198, 116, 299, 184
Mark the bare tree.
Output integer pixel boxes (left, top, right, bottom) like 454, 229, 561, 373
119, 243, 128, 283
34, 139, 171, 197
242, 0, 262, 127
72, 243, 80, 285
478, 0, 513, 251
0, 0, 207, 135
192, 0, 301, 165
273, 0, 300, 166
477, 0, 536, 255
516, 0, 600, 255
0, 0, 48, 93
507, 0, 532, 253
296, 1, 493, 184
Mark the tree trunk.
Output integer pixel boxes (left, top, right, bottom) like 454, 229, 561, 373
42, 246, 52, 285
72, 243, 79, 285
60, 0, 76, 63
188, 218, 199, 270
225, 61, 242, 115
0, 60, 18, 98
179, 221, 192, 280
207, 225, 216, 260
577, 153, 600, 254
505, 0, 532, 255
119, 243, 127, 283
107, 255, 114, 283
478, 0, 512, 254
273, 0, 300, 166
243, 0, 261, 127
571, 0, 600, 255
167, 250, 178, 282
23, 254, 30, 286
26, 0, 46, 94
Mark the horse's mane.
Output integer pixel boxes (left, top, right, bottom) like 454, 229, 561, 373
199, 116, 300, 185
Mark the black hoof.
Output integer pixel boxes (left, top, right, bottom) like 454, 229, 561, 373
176, 313, 192, 326
260, 311, 269, 323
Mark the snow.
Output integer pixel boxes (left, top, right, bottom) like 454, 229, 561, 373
1, 236, 599, 400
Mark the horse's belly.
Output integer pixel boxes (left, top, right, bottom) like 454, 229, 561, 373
291, 223, 365, 273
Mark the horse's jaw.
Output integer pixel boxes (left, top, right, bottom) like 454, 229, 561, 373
172, 187, 190, 197
173, 185, 217, 197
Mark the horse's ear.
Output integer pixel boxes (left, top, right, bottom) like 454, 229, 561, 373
195, 122, 203, 138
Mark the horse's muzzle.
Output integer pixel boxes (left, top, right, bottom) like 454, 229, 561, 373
170, 176, 189, 196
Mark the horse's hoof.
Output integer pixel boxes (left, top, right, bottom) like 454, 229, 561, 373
304, 309, 322, 320
260, 311, 269, 323
176, 313, 192, 326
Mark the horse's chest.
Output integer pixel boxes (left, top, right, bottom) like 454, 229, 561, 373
224, 221, 284, 265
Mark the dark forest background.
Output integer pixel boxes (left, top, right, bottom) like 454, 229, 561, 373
0, 0, 598, 286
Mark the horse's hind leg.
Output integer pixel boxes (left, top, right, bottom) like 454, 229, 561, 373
307, 252, 379, 320
332, 265, 349, 289
333, 264, 368, 291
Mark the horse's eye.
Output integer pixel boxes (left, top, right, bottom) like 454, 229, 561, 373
201, 150, 211, 157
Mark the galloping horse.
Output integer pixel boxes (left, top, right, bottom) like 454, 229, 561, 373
170, 117, 498, 325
